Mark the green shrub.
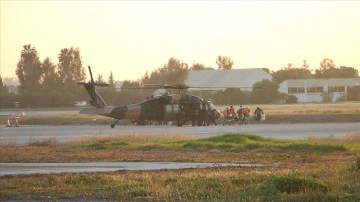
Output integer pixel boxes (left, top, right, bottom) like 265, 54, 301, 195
271, 174, 329, 194
86, 142, 106, 150
203, 134, 265, 143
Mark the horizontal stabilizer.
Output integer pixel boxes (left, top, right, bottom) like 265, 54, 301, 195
79, 107, 114, 116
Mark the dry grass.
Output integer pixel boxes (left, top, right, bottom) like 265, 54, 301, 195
1, 133, 360, 200
0, 139, 17, 147
343, 132, 360, 142
0, 152, 359, 201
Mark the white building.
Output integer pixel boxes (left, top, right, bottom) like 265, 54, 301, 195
185, 68, 272, 91
2, 77, 19, 94
279, 78, 360, 103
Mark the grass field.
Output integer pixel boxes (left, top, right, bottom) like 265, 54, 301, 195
1, 133, 360, 201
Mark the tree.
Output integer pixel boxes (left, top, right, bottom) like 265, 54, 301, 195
216, 56, 233, 70
142, 57, 189, 86
320, 58, 336, 70
58, 47, 86, 87
213, 88, 250, 105
165, 58, 189, 85
108, 71, 115, 87
117, 80, 148, 105
96, 74, 104, 83
272, 66, 312, 84
57, 47, 86, 105
315, 58, 337, 78
41, 57, 59, 91
338, 66, 358, 78
16, 44, 42, 92
250, 79, 280, 104
0, 77, 8, 95
191, 63, 214, 70
0, 77, 9, 107
315, 59, 358, 78
262, 68, 270, 74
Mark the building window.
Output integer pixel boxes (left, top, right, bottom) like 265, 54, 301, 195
288, 87, 305, 94
307, 87, 323, 93
316, 87, 324, 92
288, 87, 297, 94
328, 86, 345, 93
298, 87, 305, 93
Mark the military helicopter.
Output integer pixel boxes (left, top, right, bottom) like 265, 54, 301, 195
78, 66, 222, 128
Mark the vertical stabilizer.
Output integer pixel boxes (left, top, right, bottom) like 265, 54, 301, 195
78, 66, 109, 108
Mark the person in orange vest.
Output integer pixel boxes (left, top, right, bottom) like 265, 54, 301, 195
242, 106, 251, 124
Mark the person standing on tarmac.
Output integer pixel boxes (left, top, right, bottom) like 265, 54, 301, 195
237, 105, 244, 124
229, 106, 236, 117
242, 106, 251, 124
254, 107, 264, 124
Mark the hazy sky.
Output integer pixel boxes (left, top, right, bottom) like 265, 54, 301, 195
1, 1, 360, 81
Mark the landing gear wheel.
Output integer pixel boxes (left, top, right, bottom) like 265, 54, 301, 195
111, 119, 120, 128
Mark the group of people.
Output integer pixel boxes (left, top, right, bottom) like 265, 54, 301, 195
222, 105, 264, 125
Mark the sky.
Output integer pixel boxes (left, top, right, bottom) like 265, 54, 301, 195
1, 1, 360, 81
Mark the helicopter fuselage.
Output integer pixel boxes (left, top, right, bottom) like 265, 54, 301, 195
88, 93, 221, 126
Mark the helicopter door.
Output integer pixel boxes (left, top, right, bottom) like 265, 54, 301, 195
164, 104, 180, 121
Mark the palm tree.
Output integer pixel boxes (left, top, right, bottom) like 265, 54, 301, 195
16, 44, 41, 91
58, 47, 85, 86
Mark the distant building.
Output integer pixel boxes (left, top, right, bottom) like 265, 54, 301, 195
2, 77, 19, 94
185, 68, 272, 91
114, 81, 124, 92
279, 78, 360, 103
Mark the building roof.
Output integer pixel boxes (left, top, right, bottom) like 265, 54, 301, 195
185, 68, 272, 90
280, 78, 360, 87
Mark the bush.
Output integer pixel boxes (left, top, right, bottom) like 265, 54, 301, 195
271, 174, 329, 194
284, 94, 298, 104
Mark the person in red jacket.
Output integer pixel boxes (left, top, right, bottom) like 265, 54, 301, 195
242, 106, 250, 124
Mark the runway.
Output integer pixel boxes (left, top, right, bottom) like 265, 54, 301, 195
1, 123, 359, 145
0, 162, 263, 176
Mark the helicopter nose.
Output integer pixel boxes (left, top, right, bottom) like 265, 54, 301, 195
214, 110, 221, 119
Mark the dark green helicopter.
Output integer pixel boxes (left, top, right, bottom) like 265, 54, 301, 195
78, 66, 221, 128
